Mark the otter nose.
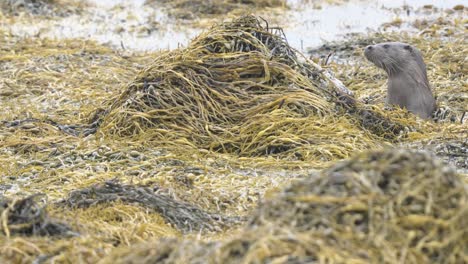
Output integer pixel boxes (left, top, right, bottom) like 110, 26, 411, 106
365, 45, 373, 51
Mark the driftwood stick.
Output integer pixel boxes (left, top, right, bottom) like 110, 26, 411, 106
304, 55, 354, 96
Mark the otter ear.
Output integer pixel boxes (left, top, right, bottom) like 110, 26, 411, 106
404, 45, 412, 51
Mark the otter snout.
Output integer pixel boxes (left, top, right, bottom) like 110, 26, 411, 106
364, 45, 374, 60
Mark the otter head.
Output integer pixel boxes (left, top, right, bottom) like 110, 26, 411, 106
364, 42, 424, 76
364, 42, 435, 119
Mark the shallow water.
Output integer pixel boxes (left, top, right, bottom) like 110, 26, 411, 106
284, 0, 466, 51
3, 0, 195, 51
1, 0, 466, 52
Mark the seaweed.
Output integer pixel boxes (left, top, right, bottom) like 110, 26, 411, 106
0, 194, 75, 237
104, 149, 468, 264
60, 180, 242, 233
0, 8, 466, 263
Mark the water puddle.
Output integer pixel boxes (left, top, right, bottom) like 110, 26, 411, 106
0, 0, 465, 52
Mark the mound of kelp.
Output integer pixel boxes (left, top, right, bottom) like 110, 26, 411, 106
145, 0, 286, 19
98, 16, 407, 160
103, 149, 468, 264
0, 194, 75, 237
250, 149, 468, 263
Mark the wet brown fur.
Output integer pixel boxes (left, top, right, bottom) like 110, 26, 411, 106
364, 42, 436, 119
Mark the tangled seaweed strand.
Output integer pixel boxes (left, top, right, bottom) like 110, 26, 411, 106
98, 16, 405, 159
0, 194, 75, 237
431, 139, 468, 172
61, 181, 241, 233
355, 107, 407, 139
103, 149, 468, 264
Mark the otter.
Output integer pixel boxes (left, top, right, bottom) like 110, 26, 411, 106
364, 42, 436, 119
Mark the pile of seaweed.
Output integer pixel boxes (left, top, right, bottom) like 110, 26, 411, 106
145, 0, 286, 19
98, 16, 408, 160
103, 149, 468, 263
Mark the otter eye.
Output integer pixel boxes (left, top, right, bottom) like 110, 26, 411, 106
404, 45, 412, 50
383, 44, 390, 49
